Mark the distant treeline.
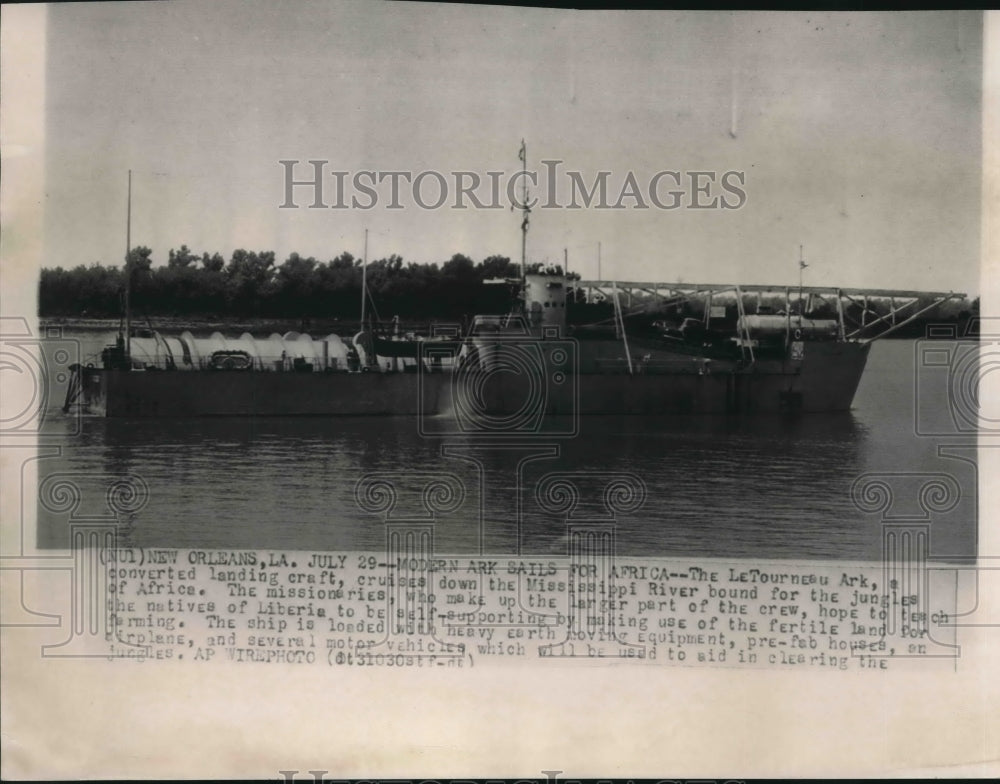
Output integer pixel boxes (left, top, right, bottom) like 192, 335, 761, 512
39, 245, 977, 337
39, 246, 535, 322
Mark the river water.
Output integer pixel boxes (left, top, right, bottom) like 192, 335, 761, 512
34, 332, 977, 561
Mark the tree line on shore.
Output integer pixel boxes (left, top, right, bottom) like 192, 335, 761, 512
39, 245, 977, 336
39, 246, 534, 322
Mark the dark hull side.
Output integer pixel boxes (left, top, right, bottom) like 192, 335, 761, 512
75, 340, 870, 417
86, 370, 445, 417
475, 340, 872, 415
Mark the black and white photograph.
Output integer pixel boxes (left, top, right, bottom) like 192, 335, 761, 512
1, 2, 996, 779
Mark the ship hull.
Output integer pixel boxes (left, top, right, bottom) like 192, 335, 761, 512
75, 340, 869, 417
449, 337, 870, 418
78, 369, 445, 417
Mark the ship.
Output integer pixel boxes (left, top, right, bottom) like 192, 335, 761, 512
63, 272, 963, 420
62, 158, 965, 421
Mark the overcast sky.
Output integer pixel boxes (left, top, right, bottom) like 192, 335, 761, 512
42, 3, 983, 295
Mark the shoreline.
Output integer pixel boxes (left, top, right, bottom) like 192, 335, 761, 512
40, 315, 380, 336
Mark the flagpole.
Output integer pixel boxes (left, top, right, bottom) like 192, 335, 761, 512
798, 245, 806, 316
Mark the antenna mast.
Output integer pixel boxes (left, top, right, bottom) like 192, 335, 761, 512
124, 169, 132, 360
361, 228, 368, 330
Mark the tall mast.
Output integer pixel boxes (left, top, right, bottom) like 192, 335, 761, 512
124, 169, 132, 360
360, 228, 368, 330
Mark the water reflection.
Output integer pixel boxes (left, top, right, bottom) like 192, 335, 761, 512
38, 409, 868, 558
34, 337, 977, 562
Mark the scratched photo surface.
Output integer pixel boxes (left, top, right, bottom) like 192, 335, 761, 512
33, 5, 982, 563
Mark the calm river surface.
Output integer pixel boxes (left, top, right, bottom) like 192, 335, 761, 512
35, 333, 977, 561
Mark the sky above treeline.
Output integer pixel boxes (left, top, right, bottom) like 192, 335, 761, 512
42, 3, 983, 296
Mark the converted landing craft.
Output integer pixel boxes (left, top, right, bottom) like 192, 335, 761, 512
64, 271, 962, 420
